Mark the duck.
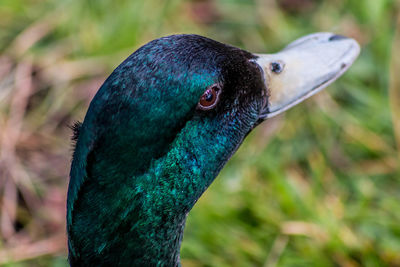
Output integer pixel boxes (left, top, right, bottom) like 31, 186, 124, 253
67, 33, 359, 266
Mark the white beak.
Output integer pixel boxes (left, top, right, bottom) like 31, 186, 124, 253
255, 32, 360, 119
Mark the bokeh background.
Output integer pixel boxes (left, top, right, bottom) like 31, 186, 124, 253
0, 0, 399, 266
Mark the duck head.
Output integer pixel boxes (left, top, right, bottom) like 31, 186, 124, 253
67, 33, 359, 266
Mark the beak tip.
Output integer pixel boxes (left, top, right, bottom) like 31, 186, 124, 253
328, 34, 349, 42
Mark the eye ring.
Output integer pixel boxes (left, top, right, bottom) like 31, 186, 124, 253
197, 83, 222, 110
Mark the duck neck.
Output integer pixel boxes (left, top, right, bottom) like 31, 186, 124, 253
68, 111, 257, 266
68, 164, 189, 266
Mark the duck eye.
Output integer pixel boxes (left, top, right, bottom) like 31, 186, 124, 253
198, 84, 221, 110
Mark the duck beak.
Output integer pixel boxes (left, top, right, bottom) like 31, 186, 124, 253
255, 32, 360, 119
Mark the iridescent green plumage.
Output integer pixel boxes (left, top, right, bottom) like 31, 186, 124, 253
67, 35, 265, 266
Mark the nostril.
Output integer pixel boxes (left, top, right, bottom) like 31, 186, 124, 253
329, 34, 348, 41
270, 61, 284, 74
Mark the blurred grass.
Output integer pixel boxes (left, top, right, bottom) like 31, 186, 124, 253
0, 0, 399, 266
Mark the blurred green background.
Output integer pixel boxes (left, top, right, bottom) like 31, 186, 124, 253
0, 0, 399, 266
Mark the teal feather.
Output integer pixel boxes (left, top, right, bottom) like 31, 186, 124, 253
67, 34, 266, 266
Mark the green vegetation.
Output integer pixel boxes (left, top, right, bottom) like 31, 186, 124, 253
0, 0, 399, 266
